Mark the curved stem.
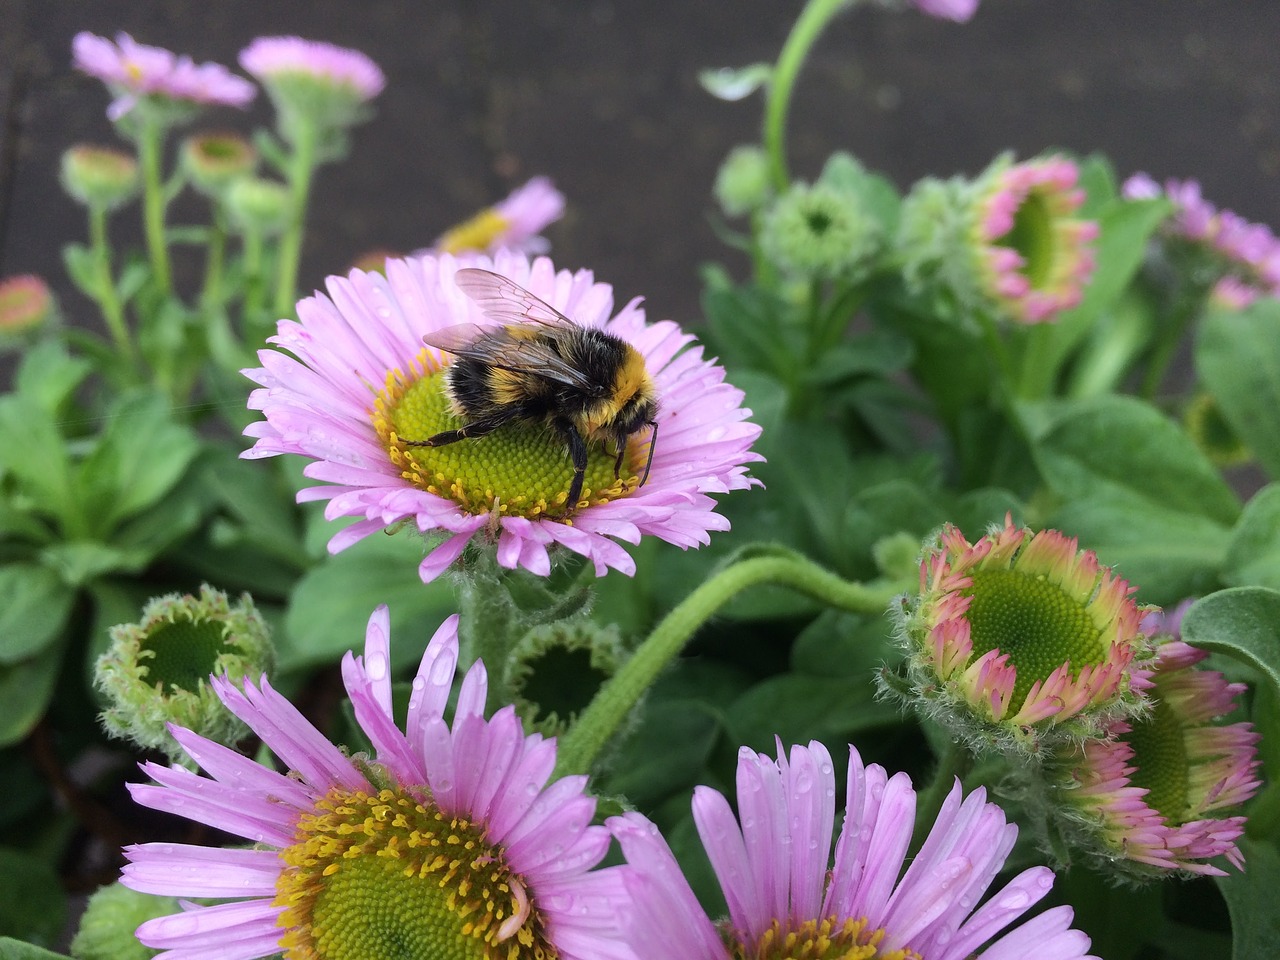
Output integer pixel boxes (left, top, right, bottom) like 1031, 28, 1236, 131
554, 546, 907, 777
137, 118, 172, 296
763, 0, 853, 191
910, 738, 972, 854
88, 205, 133, 362
201, 204, 228, 312
1140, 282, 1210, 399
273, 121, 319, 316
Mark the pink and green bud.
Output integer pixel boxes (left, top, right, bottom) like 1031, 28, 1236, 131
888, 516, 1152, 756
60, 144, 141, 211
225, 176, 291, 235
180, 131, 257, 197
1046, 636, 1261, 880
0, 274, 56, 341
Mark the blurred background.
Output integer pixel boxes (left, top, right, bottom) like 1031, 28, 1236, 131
2, 0, 1278, 330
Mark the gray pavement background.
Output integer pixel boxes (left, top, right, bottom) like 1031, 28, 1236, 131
2, 0, 1278, 329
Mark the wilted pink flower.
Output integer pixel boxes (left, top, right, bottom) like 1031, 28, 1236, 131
613, 741, 1097, 960
242, 250, 761, 582
73, 32, 254, 121
121, 608, 634, 959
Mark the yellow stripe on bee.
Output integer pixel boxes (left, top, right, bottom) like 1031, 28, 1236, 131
491, 367, 530, 405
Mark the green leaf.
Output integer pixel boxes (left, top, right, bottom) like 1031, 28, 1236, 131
1035, 395, 1240, 525
39, 541, 132, 585
724, 673, 901, 754
281, 531, 456, 672
701, 284, 803, 383
1198, 301, 1280, 480
0, 565, 74, 664
790, 610, 897, 679
601, 700, 721, 810
1216, 836, 1280, 960
13, 342, 92, 416
76, 390, 200, 537
1224, 485, 1280, 591
61, 243, 97, 298
1075, 152, 1119, 215
0, 397, 76, 522
0, 643, 63, 747
0, 851, 65, 946
1180, 587, 1280, 702
116, 260, 150, 303
0, 942, 72, 960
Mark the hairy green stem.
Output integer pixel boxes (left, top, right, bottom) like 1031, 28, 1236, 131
201, 206, 228, 312
554, 547, 905, 778
87, 206, 132, 361
137, 119, 172, 296
763, 0, 853, 191
273, 122, 319, 316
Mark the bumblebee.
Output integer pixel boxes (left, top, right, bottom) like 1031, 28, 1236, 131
405, 268, 659, 514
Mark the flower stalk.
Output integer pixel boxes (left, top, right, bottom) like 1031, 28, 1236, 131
136, 117, 173, 296
273, 118, 319, 315
554, 545, 906, 777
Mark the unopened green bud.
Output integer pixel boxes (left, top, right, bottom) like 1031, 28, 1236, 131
761, 181, 880, 280
181, 131, 257, 197
508, 621, 626, 737
70, 881, 179, 960
225, 176, 291, 236
60, 144, 140, 211
94, 584, 274, 763
714, 145, 772, 217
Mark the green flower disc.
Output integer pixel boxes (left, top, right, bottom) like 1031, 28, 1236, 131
1123, 697, 1191, 822
964, 569, 1104, 706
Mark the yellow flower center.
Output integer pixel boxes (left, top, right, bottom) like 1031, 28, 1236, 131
729, 916, 918, 960
373, 351, 644, 521
275, 786, 556, 960
437, 209, 512, 254
964, 569, 1105, 706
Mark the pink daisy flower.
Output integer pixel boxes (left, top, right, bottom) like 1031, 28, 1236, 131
1123, 172, 1280, 305
612, 740, 1097, 960
432, 177, 567, 256
242, 250, 761, 582
1048, 637, 1262, 879
889, 516, 1151, 756
121, 607, 634, 960
73, 32, 255, 121
912, 0, 981, 22
239, 36, 386, 103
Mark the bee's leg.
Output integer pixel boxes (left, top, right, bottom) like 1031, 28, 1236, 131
401, 414, 509, 447
611, 439, 626, 479
553, 418, 588, 512
639, 420, 658, 487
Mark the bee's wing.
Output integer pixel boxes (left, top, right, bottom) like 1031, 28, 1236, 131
453, 267, 576, 329
423, 323, 597, 392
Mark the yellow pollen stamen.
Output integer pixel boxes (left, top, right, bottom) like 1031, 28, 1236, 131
274, 786, 557, 960
729, 916, 920, 960
437, 209, 512, 254
373, 349, 646, 523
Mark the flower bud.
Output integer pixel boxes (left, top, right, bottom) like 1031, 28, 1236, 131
714, 145, 772, 218
94, 584, 274, 763
181, 131, 257, 197
225, 176, 291, 235
0, 274, 57, 342
60, 144, 140, 211
508, 620, 625, 737
761, 181, 880, 280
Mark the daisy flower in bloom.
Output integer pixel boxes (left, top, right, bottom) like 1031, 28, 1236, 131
240, 36, 384, 136
121, 607, 634, 960
1122, 172, 1280, 306
73, 32, 255, 122
887, 516, 1151, 756
1046, 634, 1261, 879
911, 0, 981, 22
899, 155, 1098, 325
242, 250, 761, 582
611, 740, 1097, 960
432, 177, 567, 256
